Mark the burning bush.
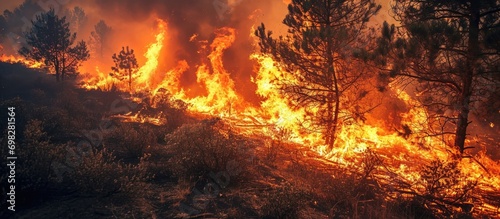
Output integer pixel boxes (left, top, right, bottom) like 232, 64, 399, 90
166, 118, 250, 182
264, 126, 291, 164
413, 159, 477, 217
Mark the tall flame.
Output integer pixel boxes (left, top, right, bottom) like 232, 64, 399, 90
136, 19, 167, 89
186, 27, 244, 116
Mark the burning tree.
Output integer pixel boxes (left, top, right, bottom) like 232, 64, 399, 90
19, 9, 90, 82
111, 46, 139, 91
89, 20, 112, 59
255, 0, 380, 150
373, 0, 500, 154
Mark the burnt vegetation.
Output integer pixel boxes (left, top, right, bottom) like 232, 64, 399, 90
0, 0, 499, 219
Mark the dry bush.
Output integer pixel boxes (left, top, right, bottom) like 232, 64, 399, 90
328, 149, 385, 218
412, 159, 477, 218
10, 120, 65, 196
142, 144, 175, 181
381, 157, 478, 219
145, 89, 190, 133
165, 118, 250, 181
261, 183, 310, 219
265, 126, 291, 163
104, 123, 156, 162
70, 149, 149, 197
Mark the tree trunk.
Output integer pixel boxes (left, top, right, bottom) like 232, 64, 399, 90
61, 57, 65, 81
455, 1, 480, 154
325, 22, 339, 151
454, 94, 471, 154
128, 68, 132, 91
55, 60, 60, 82
326, 92, 334, 149
333, 80, 340, 147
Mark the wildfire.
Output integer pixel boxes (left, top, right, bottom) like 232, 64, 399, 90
185, 27, 248, 117
136, 19, 167, 89
0, 54, 44, 69
79, 66, 118, 91
75, 18, 500, 216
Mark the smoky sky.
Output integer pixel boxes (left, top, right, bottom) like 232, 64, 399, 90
81, 0, 280, 59
77, 0, 283, 101
0, 0, 287, 102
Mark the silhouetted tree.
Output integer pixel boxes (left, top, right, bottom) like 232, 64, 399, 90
89, 20, 112, 59
67, 6, 87, 33
111, 46, 139, 91
373, 0, 500, 154
0, 0, 44, 54
255, 0, 380, 150
19, 9, 90, 81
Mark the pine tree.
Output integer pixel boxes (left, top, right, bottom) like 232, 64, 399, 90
255, 0, 380, 150
111, 46, 139, 91
374, 0, 500, 154
19, 9, 90, 81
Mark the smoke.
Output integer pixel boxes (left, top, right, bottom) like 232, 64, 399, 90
0, 0, 24, 12
64, 0, 288, 102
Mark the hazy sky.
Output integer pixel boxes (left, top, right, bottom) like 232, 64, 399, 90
0, 0, 23, 12
1, 0, 394, 22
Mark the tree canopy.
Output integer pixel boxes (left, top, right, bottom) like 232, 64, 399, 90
373, 0, 500, 154
89, 20, 112, 59
19, 9, 90, 82
111, 46, 139, 91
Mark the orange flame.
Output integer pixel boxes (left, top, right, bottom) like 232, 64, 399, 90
0, 54, 44, 68
74, 18, 500, 216
136, 19, 167, 90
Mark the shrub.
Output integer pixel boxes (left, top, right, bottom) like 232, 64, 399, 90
104, 123, 156, 162
2, 120, 65, 199
261, 183, 309, 219
265, 126, 291, 163
70, 149, 149, 197
22, 120, 65, 182
413, 159, 477, 217
328, 149, 384, 218
166, 118, 250, 181
142, 144, 175, 181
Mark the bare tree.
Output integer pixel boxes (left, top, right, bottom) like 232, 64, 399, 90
255, 0, 380, 150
